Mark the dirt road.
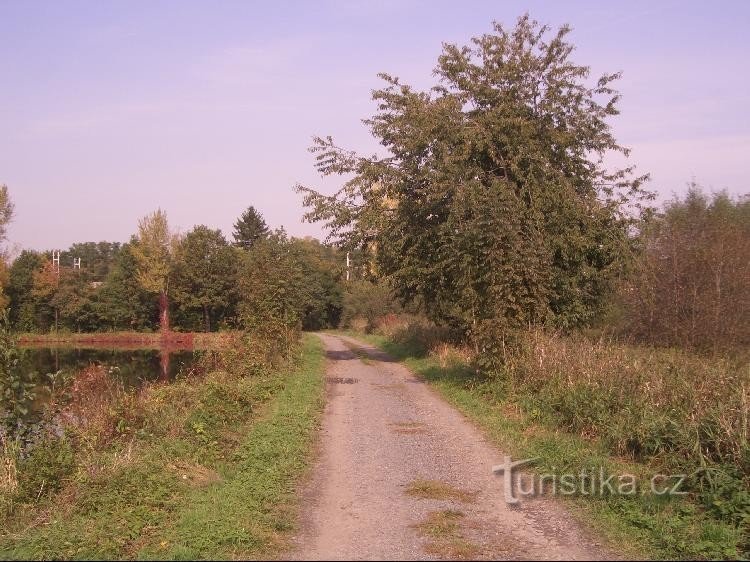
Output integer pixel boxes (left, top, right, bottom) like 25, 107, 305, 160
290, 333, 613, 560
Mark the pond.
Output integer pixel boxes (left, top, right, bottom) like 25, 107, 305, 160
17, 344, 202, 388
6, 343, 204, 428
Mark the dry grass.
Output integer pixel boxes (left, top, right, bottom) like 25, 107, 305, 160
1, 436, 19, 501
508, 329, 750, 469
405, 479, 478, 503
431, 342, 475, 368
166, 461, 221, 487
414, 509, 480, 559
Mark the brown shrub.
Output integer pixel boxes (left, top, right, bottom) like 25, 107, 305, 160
621, 187, 750, 351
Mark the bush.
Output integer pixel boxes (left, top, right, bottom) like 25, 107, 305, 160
340, 280, 401, 332
15, 437, 75, 502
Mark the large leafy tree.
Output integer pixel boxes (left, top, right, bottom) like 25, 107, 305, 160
297, 15, 651, 354
237, 230, 307, 355
172, 226, 238, 332
232, 206, 269, 250
131, 209, 178, 332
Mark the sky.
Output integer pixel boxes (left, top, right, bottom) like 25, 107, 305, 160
1, 0, 749, 252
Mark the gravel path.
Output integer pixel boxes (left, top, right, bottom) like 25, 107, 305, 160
289, 333, 615, 560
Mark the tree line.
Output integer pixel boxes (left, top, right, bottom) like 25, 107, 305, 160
5, 205, 344, 335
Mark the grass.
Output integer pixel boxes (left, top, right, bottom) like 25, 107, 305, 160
412, 510, 479, 559
0, 334, 326, 560
405, 479, 477, 503
340, 328, 747, 560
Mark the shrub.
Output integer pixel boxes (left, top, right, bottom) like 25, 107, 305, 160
340, 280, 401, 333
15, 436, 75, 502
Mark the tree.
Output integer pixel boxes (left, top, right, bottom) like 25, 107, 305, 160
60, 242, 121, 281
96, 240, 157, 331
0, 185, 14, 244
297, 15, 651, 357
130, 209, 178, 333
8, 251, 45, 331
31, 260, 60, 331
172, 226, 238, 332
290, 238, 344, 330
232, 206, 269, 250
237, 230, 307, 355
0, 185, 15, 308
621, 187, 750, 350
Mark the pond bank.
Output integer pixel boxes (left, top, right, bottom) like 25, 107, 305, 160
1, 334, 326, 559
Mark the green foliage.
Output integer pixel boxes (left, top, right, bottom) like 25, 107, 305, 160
131, 209, 176, 296
7, 251, 44, 332
340, 279, 400, 332
59, 242, 121, 281
0, 312, 31, 432
298, 15, 652, 360
233, 205, 269, 250
131, 209, 178, 332
291, 238, 343, 330
95, 240, 157, 331
236, 231, 307, 354
15, 437, 75, 502
172, 226, 239, 332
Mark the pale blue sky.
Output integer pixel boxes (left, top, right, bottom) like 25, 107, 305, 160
2, 0, 748, 251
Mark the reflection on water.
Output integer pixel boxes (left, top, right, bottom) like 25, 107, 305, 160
10, 344, 202, 426
18, 345, 200, 388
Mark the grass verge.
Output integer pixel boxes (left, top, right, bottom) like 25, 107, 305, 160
0, 334, 326, 560
340, 329, 746, 560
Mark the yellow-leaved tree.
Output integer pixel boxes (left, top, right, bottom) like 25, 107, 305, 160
130, 209, 179, 333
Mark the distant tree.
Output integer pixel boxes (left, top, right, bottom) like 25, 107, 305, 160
0, 185, 15, 308
290, 238, 344, 330
622, 186, 750, 350
232, 206, 269, 250
31, 260, 60, 331
60, 241, 121, 281
95, 239, 159, 331
0, 185, 14, 244
130, 209, 178, 332
96, 240, 157, 331
340, 280, 400, 332
8, 250, 45, 331
172, 226, 238, 332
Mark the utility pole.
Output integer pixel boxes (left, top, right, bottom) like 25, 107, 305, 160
346, 251, 350, 282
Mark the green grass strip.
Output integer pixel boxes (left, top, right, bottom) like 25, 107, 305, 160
1, 334, 326, 561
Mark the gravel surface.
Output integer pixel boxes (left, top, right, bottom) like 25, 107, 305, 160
289, 333, 616, 561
